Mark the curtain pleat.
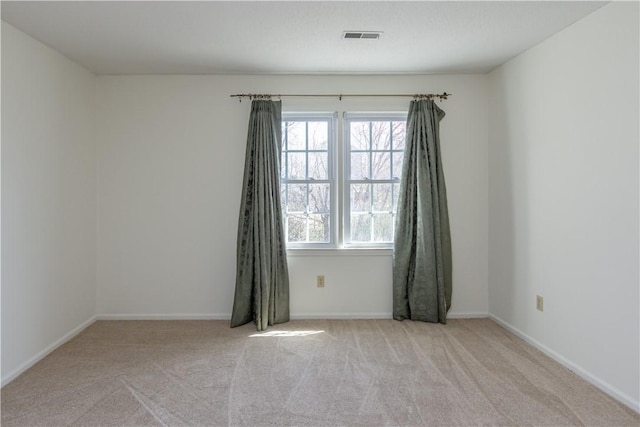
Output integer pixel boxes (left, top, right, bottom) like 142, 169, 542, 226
231, 100, 290, 331
393, 99, 452, 324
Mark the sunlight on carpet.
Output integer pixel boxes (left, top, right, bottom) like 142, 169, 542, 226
248, 330, 325, 337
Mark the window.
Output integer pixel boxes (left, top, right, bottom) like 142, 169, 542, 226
281, 112, 406, 249
345, 114, 406, 246
281, 115, 335, 247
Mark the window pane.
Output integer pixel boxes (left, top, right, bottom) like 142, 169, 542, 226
351, 152, 370, 180
350, 183, 371, 212
371, 121, 391, 150
373, 214, 394, 242
373, 184, 392, 212
287, 215, 306, 242
286, 121, 306, 150
351, 214, 371, 242
392, 152, 404, 180
372, 152, 391, 180
308, 214, 330, 242
309, 183, 330, 213
288, 152, 306, 179
308, 122, 328, 150
391, 121, 406, 150
393, 183, 401, 210
308, 152, 328, 180
287, 184, 307, 212
350, 122, 370, 150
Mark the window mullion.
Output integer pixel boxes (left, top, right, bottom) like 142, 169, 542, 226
369, 122, 375, 242
304, 121, 311, 246
369, 182, 374, 242
334, 113, 342, 248
389, 121, 393, 180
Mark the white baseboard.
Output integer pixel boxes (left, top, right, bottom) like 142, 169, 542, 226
96, 313, 231, 320
290, 312, 392, 319
97, 313, 389, 321
489, 314, 639, 413
291, 312, 488, 320
95, 312, 487, 321
447, 312, 488, 319
286, 312, 486, 320
1, 315, 97, 387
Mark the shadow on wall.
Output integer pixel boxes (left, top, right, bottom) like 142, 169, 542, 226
489, 73, 525, 328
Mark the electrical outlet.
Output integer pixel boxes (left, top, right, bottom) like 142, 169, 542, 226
536, 295, 544, 312
316, 275, 325, 288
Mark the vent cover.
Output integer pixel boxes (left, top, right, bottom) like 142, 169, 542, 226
342, 31, 382, 40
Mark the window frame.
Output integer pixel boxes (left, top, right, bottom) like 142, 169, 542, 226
343, 112, 408, 248
281, 111, 407, 251
281, 113, 337, 249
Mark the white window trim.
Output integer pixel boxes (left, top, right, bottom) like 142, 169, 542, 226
281, 112, 337, 249
282, 111, 407, 252
342, 112, 408, 249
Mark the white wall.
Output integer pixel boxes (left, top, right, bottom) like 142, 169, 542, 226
488, 2, 639, 409
1, 22, 97, 383
96, 74, 489, 318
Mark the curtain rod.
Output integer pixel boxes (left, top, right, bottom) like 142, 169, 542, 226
230, 92, 451, 101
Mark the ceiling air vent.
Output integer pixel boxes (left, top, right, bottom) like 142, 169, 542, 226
342, 31, 382, 40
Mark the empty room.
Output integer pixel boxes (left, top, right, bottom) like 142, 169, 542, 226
1, 1, 639, 425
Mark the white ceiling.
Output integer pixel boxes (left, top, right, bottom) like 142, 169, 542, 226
1, 1, 607, 75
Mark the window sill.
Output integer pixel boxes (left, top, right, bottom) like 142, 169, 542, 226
286, 247, 393, 257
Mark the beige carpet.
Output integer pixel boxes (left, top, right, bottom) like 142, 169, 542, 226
1, 319, 638, 426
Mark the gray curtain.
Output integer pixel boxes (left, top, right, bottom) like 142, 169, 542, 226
231, 100, 290, 331
393, 99, 452, 324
